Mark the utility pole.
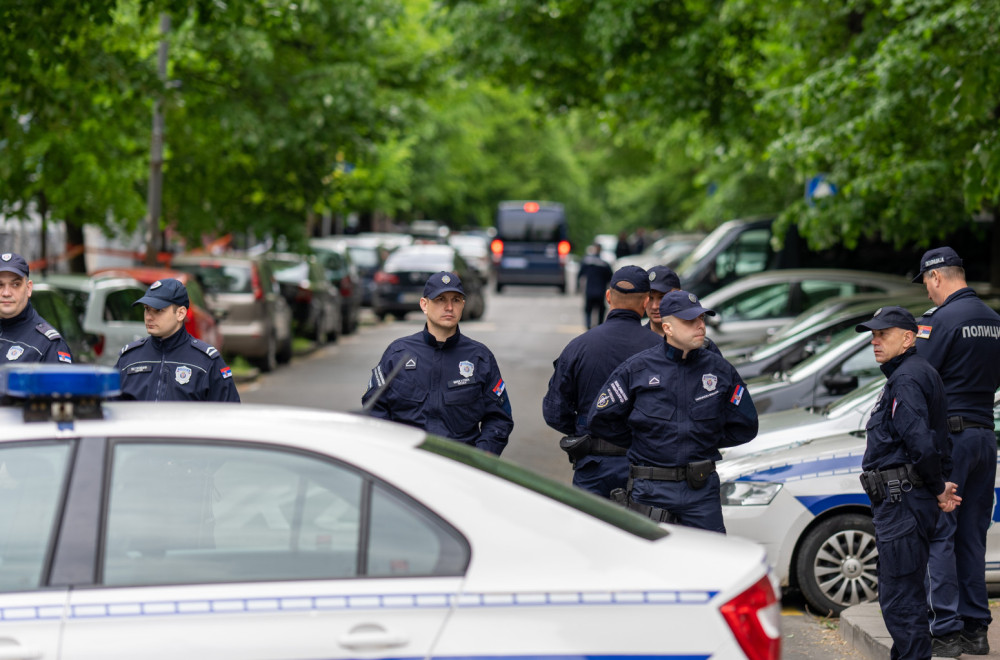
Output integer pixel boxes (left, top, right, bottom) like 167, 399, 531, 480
145, 13, 170, 266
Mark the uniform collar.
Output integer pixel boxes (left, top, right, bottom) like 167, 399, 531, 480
880, 346, 916, 378
422, 324, 461, 349
663, 341, 698, 363
605, 308, 642, 323
941, 286, 977, 307
0, 302, 33, 329
150, 326, 191, 352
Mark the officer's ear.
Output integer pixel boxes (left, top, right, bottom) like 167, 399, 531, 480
419, 297, 429, 313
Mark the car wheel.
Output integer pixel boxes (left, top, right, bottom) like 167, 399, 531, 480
375, 310, 388, 322
277, 331, 293, 364
795, 513, 878, 616
253, 333, 278, 373
495, 282, 504, 293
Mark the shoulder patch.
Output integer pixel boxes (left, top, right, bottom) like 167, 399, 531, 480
191, 339, 220, 358
120, 337, 149, 355
35, 322, 61, 341
921, 306, 938, 317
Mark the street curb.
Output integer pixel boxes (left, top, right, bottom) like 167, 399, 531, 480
840, 602, 891, 660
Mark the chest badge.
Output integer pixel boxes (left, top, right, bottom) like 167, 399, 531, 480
702, 373, 718, 392
175, 366, 192, 385
404, 358, 417, 370
6, 345, 23, 361
459, 360, 474, 378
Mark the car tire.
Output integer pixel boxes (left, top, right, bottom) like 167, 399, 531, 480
375, 310, 388, 322
795, 513, 878, 616
495, 282, 504, 293
277, 331, 293, 365
254, 334, 278, 373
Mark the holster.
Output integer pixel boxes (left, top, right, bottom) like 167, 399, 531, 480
685, 459, 715, 490
559, 434, 593, 463
609, 478, 675, 523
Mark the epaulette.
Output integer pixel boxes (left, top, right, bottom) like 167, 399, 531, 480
120, 337, 149, 355
35, 322, 62, 341
191, 339, 220, 359
922, 306, 939, 317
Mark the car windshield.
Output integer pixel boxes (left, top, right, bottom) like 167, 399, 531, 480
821, 377, 886, 417
175, 263, 253, 294
419, 435, 668, 541
347, 246, 380, 268
384, 249, 453, 272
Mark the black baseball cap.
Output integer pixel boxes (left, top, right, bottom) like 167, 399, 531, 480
659, 290, 717, 321
855, 306, 918, 333
133, 278, 190, 310
647, 266, 681, 293
423, 271, 465, 299
0, 253, 29, 278
912, 246, 963, 283
610, 265, 651, 294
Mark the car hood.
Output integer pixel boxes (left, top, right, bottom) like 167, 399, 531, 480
721, 399, 869, 460
718, 431, 865, 483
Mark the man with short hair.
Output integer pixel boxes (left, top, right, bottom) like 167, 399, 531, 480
0, 252, 73, 364
116, 278, 240, 402
578, 242, 613, 328
363, 271, 513, 455
855, 305, 960, 660
588, 290, 758, 531
910, 247, 1000, 656
544, 265, 661, 496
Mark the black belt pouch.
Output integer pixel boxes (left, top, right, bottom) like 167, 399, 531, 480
686, 459, 715, 490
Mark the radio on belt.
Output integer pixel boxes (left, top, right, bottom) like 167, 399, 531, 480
0, 364, 121, 422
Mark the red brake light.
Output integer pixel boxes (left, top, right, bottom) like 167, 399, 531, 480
557, 240, 571, 256
490, 239, 504, 261
92, 335, 105, 357
720, 575, 781, 660
374, 271, 399, 285
251, 265, 264, 301
523, 202, 540, 213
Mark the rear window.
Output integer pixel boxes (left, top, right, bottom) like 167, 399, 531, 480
383, 249, 453, 272
175, 264, 253, 294
496, 208, 566, 242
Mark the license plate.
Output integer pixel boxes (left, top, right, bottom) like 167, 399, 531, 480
502, 257, 528, 269
400, 292, 422, 303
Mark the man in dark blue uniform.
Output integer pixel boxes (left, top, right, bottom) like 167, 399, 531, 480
543, 265, 661, 497
577, 242, 613, 328
909, 247, 1000, 656
362, 271, 513, 455
0, 252, 73, 364
116, 278, 240, 402
855, 306, 960, 660
588, 290, 758, 531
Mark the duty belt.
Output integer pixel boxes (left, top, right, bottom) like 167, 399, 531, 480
589, 436, 628, 456
859, 464, 923, 504
630, 462, 715, 481
948, 416, 994, 433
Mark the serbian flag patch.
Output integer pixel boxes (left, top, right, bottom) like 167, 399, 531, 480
57, 351, 72, 364
917, 325, 932, 339
220, 366, 233, 379
730, 384, 745, 406
892, 397, 898, 418
492, 377, 506, 396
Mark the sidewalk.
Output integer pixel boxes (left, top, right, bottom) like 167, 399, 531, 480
841, 601, 1000, 660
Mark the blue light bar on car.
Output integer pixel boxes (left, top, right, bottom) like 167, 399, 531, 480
0, 364, 121, 399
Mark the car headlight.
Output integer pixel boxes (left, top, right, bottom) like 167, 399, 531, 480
720, 481, 782, 506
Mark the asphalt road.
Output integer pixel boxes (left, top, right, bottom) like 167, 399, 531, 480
237, 284, 866, 659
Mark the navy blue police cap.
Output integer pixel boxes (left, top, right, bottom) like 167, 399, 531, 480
0, 253, 30, 278
423, 271, 465, 299
647, 265, 681, 293
855, 306, 918, 334
912, 246, 963, 283
610, 265, 651, 294
133, 278, 190, 310
659, 290, 717, 321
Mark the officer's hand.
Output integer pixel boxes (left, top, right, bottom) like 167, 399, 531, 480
937, 481, 962, 512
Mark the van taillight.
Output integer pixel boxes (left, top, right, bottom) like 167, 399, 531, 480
523, 202, 540, 213
490, 239, 504, 262
251, 265, 264, 301
720, 575, 781, 660
557, 240, 571, 256
374, 271, 399, 285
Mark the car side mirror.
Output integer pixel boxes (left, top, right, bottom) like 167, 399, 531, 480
822, 372, 858, 394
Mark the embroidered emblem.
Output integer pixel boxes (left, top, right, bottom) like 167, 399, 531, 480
702, 373, 718, 392
6, 345, 23, 361
730, 384, 745, 405
57, 351, 72, 364
459, 360, 474, 378
649, 375, 660, 385
688, 293, 698, 303
492, 377, 505, 396
649, 272, 657, 282
917, 325, 932, 339
874, 307, 883, 316
1, 254, 10, 262
175, 366, 192, 385
405, 358, 417, 369
442, 274, 451, 284
150, 280, 162, 289
220, 366, 232, 379
892, 398, 898, 418
596, 391, 614, 409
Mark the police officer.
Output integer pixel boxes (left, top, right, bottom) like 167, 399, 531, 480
645, 265, 723, 355
362, 271, 513, 455
855, 306, 960, 660
0, 252, 73, 364
588, 290, 758, 532
543, 265, 661, 497
116, 278, 240, 402
910, 247, 1000, 656
578, 242, 613, 328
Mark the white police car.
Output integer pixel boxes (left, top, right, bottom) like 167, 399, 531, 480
0, 365, 779, 660
720, 393, 1000, 615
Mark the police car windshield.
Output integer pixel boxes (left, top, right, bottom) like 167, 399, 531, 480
418, 435, 668, 541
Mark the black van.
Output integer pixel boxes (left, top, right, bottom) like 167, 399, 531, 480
490, 201, 571, 293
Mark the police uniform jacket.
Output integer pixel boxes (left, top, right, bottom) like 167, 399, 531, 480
588, 341, 758, 466
915, 287, 1000, 424
862, 346, 950, 497
0, 302, 72, 364
543, 308, 661, 437
116, 327, 240, 402
363, 325, 513, 455
578, 255, 613, 299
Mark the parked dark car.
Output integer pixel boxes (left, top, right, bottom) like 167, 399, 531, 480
266, 253, 342, 345
308, 238, 363, 335
372, 244, 485, 321
30, 283, 98, 364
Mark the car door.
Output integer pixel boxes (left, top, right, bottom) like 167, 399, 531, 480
0, 441, 75, 660
61, 440, 466, 660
